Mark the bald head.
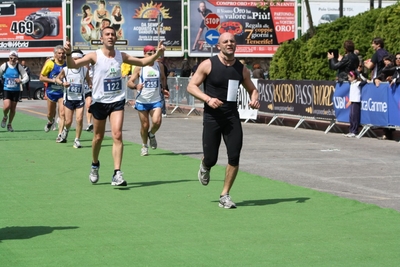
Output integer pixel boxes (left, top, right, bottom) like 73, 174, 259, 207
218, 32, 235, 44
217, 32, 236, 58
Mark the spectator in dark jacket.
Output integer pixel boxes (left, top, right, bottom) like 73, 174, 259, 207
328, 40, 359, 82
374, 54, 395, 87
252, 64, 265, 79
364, 37, 389, 79
386, 52, 400, 86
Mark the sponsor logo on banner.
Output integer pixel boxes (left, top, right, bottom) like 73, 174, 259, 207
188, 0, 295, 57
72, 0, 183, 56
0, 0, 63, 57
259, 80, 335, 119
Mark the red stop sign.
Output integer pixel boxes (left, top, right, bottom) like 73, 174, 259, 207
204, 13, 220, 29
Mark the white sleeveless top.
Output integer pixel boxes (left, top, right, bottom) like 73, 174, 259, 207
84, 64, 94, 94
92, 49, 124, 104
63, 66, 87, 101
136, 62, 162, 104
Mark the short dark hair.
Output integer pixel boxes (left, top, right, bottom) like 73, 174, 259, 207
101, 26, 115, 37
372, 37, 384, 48
343, 40, 355, 53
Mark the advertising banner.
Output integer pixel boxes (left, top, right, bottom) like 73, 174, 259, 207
360, 83, 388, 127
258, 80, 335, 120
71, 0, 183, 57
188, 0, 295, 57
301, 0, 396, 34
0, 0, 64, 58
332, 82, 350, 123
388, 84, 400, 126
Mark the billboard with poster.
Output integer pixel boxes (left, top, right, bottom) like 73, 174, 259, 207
0, 0, 64, 58
301, 0, 397, 34
71, 0, 184, 57
188, 0, 295, 57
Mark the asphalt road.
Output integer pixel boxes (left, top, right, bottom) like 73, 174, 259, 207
12, 99, 400, 212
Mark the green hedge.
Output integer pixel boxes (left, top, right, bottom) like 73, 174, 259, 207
269, 3, 400, 80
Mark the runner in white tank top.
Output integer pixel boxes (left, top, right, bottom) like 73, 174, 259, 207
55, 50, 91, 147
127, 45, 168, 156
92, 49, 124, 104
64, 27, 165, 187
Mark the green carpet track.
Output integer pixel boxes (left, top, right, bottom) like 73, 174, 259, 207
1, 113, 400, 266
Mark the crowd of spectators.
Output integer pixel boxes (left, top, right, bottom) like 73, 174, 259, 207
328, 37, 400, 141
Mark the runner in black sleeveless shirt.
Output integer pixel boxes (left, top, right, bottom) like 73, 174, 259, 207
187, 32, 260, 209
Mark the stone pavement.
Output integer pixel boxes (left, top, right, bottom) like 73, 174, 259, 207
12, 99, 400, 212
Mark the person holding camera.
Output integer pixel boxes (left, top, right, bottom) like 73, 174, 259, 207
20, 60, 31, 100
327, 40, 359, 82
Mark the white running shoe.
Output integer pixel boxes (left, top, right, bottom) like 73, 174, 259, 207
89, 163, 100, 184
56, 134, 66, 143
219, 194, 237, 209
85, 124, 93, 132
111, 171, 127, 186
141, 145, 149, 156
61, 127, 69, 140
44, 121, 53, 132
73, 139, 82, 148
197, 160, 210, 186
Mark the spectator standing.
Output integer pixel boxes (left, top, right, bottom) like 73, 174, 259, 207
252, 63, 265, 79
84, 63, 94, 132
180, 60, 192, 105
20, 60, 31, 100
328, 40, 359, 82
344, 71, 363, 138
156, 56, 169, 117
388, 52, 400, 85
187, 32, 260, 209
374, 54, 395, 87
0, 51, 29, 132
364, 37, 389, 79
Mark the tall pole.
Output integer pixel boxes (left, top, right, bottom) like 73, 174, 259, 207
297, 0, 302, 38
66, 0, 71, 41
157, 11, 162, 43
183, 0, 188, 59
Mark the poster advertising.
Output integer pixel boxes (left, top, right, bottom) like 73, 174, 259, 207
0, 0, 64, 58
258, 80, 335, 120
301, 0, 397, 34
71, 0, 183, 56
188, 0, 295, 57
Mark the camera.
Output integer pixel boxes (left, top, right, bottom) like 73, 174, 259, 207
25, 8, 59, 39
